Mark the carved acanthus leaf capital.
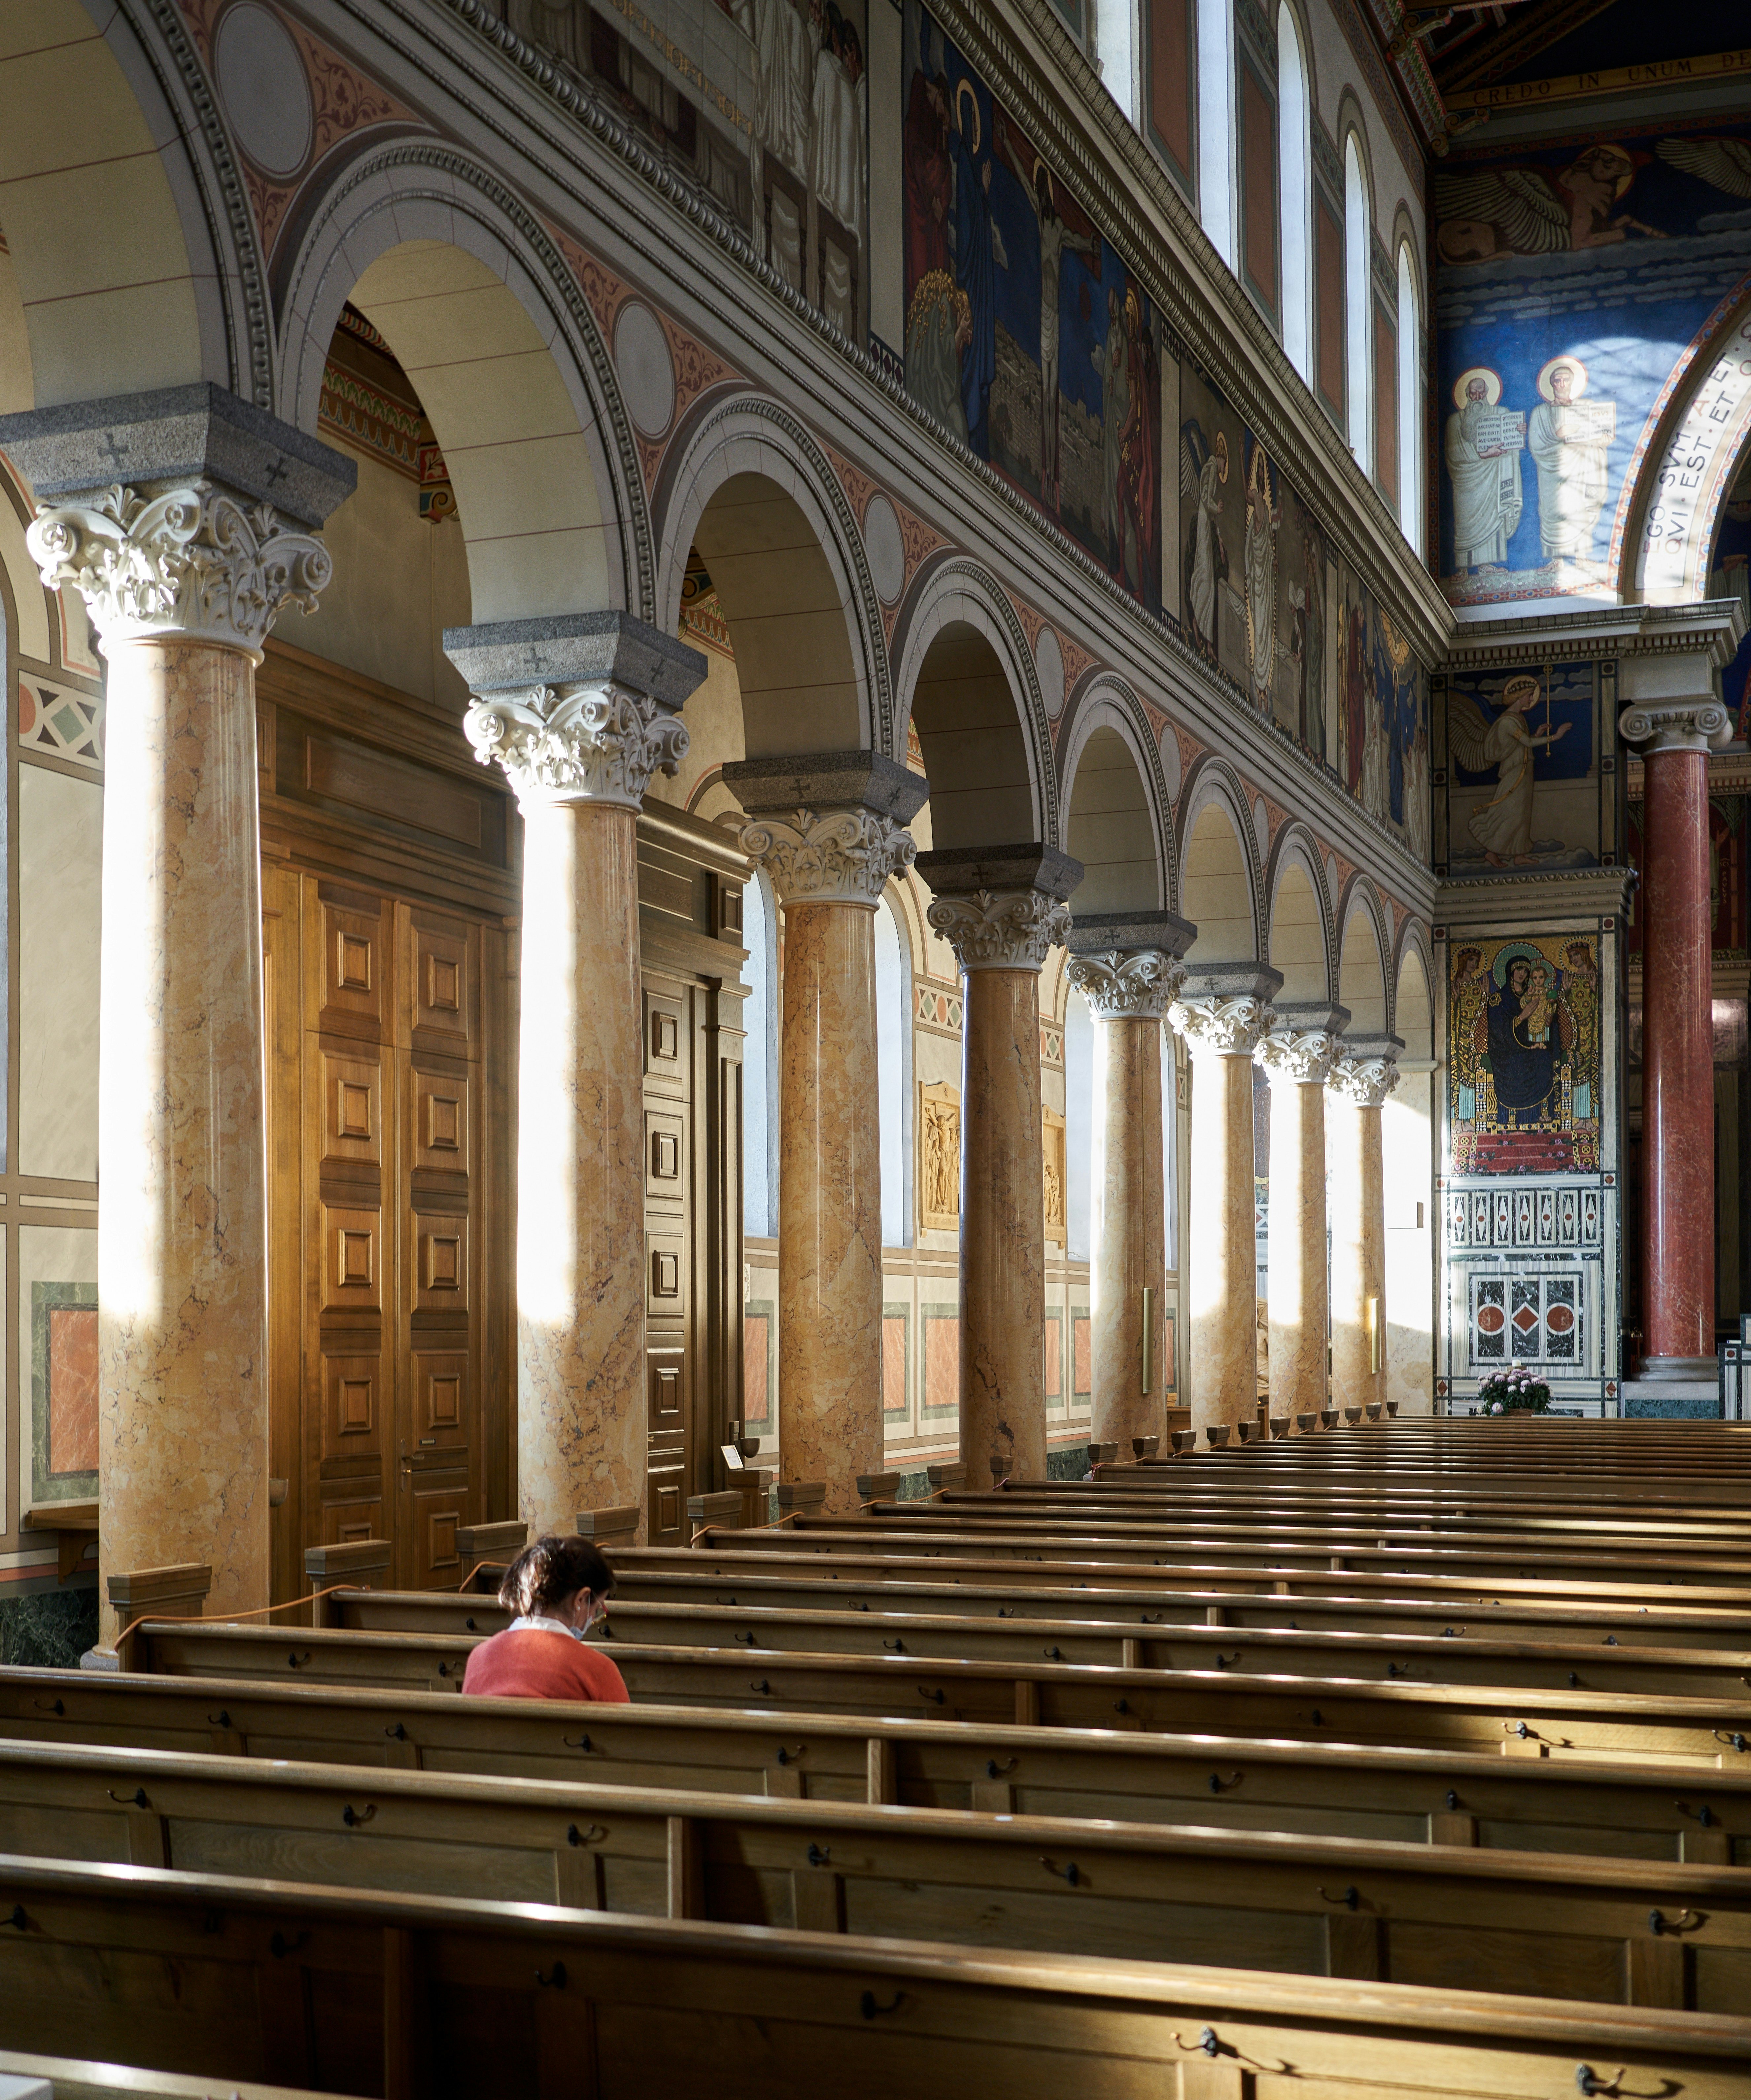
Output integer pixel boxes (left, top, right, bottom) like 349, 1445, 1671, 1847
464, 681, 687, 808
927, 887, 1071, 973
738, 806, 915, 905
1329, 1054, 1400, 1108
1617, 699, 1733, 755
1167, 995, 1274, 1057
1256, 1029, 1340, 1086
26, 481, 333, 656
1065, 948, 1186, 1021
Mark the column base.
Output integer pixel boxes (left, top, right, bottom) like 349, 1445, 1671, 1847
1637, 1355, 1719, 1380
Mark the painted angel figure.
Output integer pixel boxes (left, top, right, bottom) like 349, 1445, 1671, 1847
1448, 674, 1570, 865
1179, 419, 1228, 663
1656, 136, 1751, 197
1434, 142, 1665, 266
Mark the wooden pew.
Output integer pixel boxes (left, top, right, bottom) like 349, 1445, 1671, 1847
0, 2049, 333, 2099
114, 1619, 1751, 1766
314, 1586, 1751, 1702
0, 1735, 1747, 2011
0, 1854, 1746, 2098
5, 1664, 1748, 1865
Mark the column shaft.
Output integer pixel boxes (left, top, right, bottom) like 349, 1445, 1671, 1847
99, 638, 268, 1642
1266, 1077, 1329, 1421
1091, 1018, 1165, 1447
1328, 1096, 1386, 1406
1185, 1048, 1259, 1431
1641, 746, 1714, 1363
961, 968, 1047, 1482
515, 799, 647, 1535
777, 900, 883, 1511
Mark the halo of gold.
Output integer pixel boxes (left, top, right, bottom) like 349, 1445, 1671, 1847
1213, 428, 1230, 483
1536, 354, 1588, 402
1452, 365, 1502, 411
954, 78, 980, 154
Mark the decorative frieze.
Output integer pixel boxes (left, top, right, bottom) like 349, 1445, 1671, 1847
739, 806, 915, 907
463, 681, 688, 809
1167, 995, 1274, 1058
927, 888, 1072, 973
1065, 948, 1185, 1021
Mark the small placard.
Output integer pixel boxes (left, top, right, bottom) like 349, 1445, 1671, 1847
720, 1443, 745, 1472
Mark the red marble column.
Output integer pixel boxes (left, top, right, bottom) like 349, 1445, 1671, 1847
1640, 740, 1714, 1368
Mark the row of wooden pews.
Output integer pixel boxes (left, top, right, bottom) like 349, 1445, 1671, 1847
0, 1412, 1747, 2093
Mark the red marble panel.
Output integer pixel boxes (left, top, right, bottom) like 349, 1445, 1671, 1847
49, 1306, 98, 1474
882, 1316, 908, 1414
924, 1316, 959, 1413
1072, 1315, 1092, 1399
742, 1314, 770, 1425
1044, 1316, 1062, 1399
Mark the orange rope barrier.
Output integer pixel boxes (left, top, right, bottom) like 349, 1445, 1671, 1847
112, 1579, 370, 1659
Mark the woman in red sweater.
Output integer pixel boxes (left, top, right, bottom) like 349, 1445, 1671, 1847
461, 1533, 631, 1703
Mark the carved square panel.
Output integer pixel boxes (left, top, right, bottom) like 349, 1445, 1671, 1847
413, 1068, 470, 1175
651, 1248, 680, 1300
649, 1346, 685, 1425
655, 1484, 682, 1536
323, 1497, 382, 1546
411, 918, 473, 1051
320, 1206, 382, 1314
643, 986, 687, 1102
321, 1353, 380, 1459
320, 899, 385, 1030
645, 1107, 684, 1197
412, 1487, 464, 1582
652, 1012, 678, 1061
414, 1349, 467, 1441
320, 1050, 382, 1167
414, 1212, 470, 1313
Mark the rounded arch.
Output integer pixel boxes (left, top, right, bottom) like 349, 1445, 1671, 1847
1178, 762, 1261, 962
893, 560, 1050, 849
1626, 290, 1751, 605
658, 396, 884, 759
1336, 878, 1390, 1036
279, 142, 646, 625
1056, 676, 1175, 912
1339, 101, 1374, 471
1276, 0, 1314, 384
0, 1, 255, 409
1394, 933, 1433, 1061
1264, 826, 1333, 1002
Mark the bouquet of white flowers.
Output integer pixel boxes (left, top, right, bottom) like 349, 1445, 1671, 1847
1476, 1365, 1551, 1414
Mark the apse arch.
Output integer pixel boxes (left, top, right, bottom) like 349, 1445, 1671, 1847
658, 398, 884, 760
1624, 288, 1751, 606
1178, 763, 1261, 962
893, 561, 1051, 849
1264, 828, 1332, 1003
278, 143, 646, 625
1056, 678, 1175, 912
1335, 879, 1390, 1037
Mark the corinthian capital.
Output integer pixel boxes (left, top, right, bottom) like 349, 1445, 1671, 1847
1617, 698, 1733, 754
740, 806, 915, 905
929, 888, 1071, 973
1329, 1054, 1400, 1107
26, 482, 333, 656
1167, 995, 1274, 1057
1257, 1029, 1340, 1085
464, 682, 687, 809
1066, 948, 1185, 1020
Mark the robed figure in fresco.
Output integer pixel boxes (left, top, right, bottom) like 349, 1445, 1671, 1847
1475, 952, 1574, 1129
1450, 672, 1571, 865
949, 79, 1001, 456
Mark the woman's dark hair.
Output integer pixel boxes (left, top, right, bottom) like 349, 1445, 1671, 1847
498, 1534, 616, 1619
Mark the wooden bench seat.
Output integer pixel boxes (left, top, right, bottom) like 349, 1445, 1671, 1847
0, 1735, 1747, 2011
5, 1665, 1748, 1863
953, 1490, 1751, 1538
1, 1854, 1745, 2100
115, 1620, 1751, 1766
320, 1587, 1751, 1702
0, 2048, 333, 2099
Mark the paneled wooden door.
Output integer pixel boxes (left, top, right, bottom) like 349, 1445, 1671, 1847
285, 872, 500, 1590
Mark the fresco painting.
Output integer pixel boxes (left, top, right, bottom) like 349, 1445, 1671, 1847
1449, 934, 1602, 1176
1444, 661, 1598, 873
903, 4, 1163, 609
1710, 451, 1751, 738
1434, 119, 1751, 608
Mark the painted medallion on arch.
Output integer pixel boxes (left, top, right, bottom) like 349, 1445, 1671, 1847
1448, 933, 1601, 1177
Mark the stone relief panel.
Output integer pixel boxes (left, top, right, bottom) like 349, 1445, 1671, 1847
1042, 1102, 1066, 1249
918, 1078, 961, 1232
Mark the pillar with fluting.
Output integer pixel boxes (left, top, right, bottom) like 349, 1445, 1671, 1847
451, 615, 705, 1540
1065, 911, 1193, 1450
1620, 692, 1734, 1376
728, 754, 925, 1516
1327, 1044, 1399, 1410
1256, 1006, 1346, 1425
918, 845, 1081, 1486
1167, 967, 1281, 1440
2, 387, 356, 1642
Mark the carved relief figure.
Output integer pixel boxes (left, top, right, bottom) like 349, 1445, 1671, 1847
919, 1082, 962, 1230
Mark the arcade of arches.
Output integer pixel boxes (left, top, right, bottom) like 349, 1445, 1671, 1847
0, 0, 1747, 2081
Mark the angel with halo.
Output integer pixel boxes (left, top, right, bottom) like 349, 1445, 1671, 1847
1449, 673, 1570, 865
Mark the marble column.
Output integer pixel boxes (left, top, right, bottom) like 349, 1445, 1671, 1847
451, 615, 705, 1541
1065, 912, 1193, 1450
1620, 695, 1733, 1375
1327, 1043, 1399, 1410
1256, 1005, 1347, 1425
727, 754, 925, 1516
1, 387, 356, 1642
917, 846, 1081, 1486
1167, 968, 1281, 1439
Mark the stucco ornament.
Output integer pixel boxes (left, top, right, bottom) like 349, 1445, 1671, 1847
1329, 1054, 1400, 1107
738, 806, 915, 906
26, 481, 333, 656
464, 681, 688, 808
928, 887, 1072, 971
1256, 1029, 1341, 1086
1065, 948, 1186, 1020
1167, 995, 1274, 1057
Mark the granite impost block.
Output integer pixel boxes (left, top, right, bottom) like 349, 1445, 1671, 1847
444, 611, 707, 708
723, 749, 928, 824
1065, 907, 1196, 957
914, 841, 1083, 901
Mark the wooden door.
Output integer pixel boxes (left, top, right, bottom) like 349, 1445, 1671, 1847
643, 973, 692, 1545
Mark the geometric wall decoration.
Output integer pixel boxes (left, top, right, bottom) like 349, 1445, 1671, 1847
18, 678, 102, 771
30, 1279, 97, 1503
